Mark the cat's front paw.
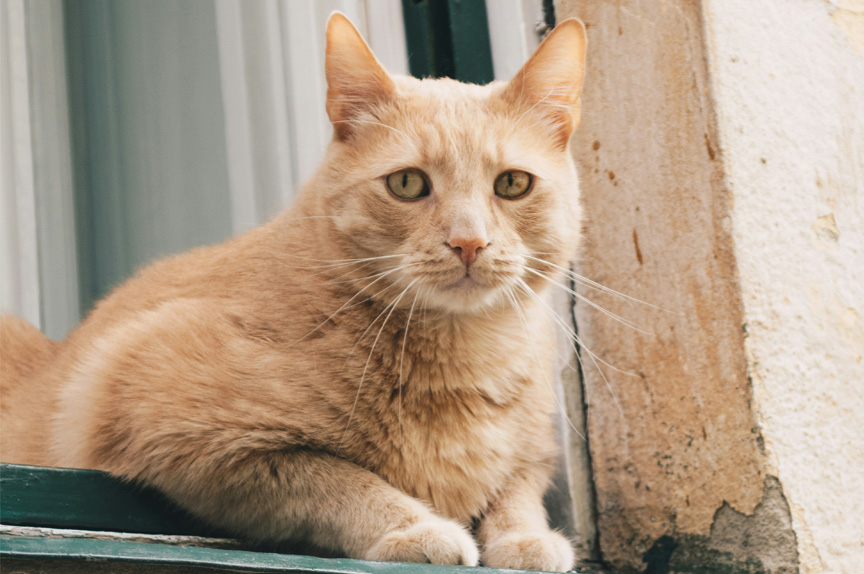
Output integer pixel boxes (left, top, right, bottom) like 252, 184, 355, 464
482, 530, 574, 572
365, 520, 479, 566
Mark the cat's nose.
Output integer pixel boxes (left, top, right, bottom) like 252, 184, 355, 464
448, 236, 488, 267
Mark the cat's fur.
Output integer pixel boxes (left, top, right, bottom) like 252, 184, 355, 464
0, 14, 586, 571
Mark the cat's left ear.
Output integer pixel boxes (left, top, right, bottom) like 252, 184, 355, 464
503, 18, 587, 148
325, 12, 395, 140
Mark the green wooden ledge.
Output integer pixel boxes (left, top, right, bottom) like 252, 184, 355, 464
1, 536, 541, 574
0, 463, 215, 536
1, 464, 584, 573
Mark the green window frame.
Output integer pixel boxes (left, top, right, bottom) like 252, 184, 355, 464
401, 0, 494, 84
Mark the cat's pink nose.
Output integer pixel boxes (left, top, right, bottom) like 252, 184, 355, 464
448, 237, 488, 267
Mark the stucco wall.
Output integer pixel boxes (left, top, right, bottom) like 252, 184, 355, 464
556, 0, 777, 570
703, 1, 864, 572
557, 0, 863, 571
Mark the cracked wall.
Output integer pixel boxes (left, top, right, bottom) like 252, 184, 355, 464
702, 0, 864, 572
555, 0, 862, 572
556, 0, 768, 568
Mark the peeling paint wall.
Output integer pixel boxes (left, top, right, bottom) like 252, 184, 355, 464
557, 0, 863, 571
703, 0, 864, 572
556, 0, 778, 570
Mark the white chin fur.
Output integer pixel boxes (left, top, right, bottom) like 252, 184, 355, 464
424, 284, 506, 314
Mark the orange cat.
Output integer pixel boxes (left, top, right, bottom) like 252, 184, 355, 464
0, 13, 586, 571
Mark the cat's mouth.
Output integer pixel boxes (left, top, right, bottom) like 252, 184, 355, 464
415, 265, 519, 313
444, 270, 499, 293
451, 273, 479, 289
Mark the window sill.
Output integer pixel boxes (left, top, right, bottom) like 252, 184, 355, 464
1, 463, 587, 573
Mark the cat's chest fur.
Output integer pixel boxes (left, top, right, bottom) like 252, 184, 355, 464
382, 390, 530, 522
337, 311, 556, 522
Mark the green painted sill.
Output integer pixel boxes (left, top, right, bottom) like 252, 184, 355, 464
0, 464, 579, 573
1, 536, 530, 574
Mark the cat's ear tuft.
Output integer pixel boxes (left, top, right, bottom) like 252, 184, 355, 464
325, 12, 395, 140
503, 18, 587, 148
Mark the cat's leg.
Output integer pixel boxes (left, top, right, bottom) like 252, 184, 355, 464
52, 299, 477, 565
154, 448, 480, 566
477, 473, 574, 572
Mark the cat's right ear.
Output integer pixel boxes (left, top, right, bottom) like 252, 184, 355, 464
503, 18, 587, 149
325, 12, 395, 140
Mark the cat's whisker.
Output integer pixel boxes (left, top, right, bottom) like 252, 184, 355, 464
320, 262, 423, 287
339, 278, 419, 453
281, 215, 341, 221
503, 286, 586, 441
266, 259, 407, 276
524, 255, 638, 305
515, 278, 626, 417
338, 279, 415, 317
330, 119, 420, 147
243, 215, 341, 229
311, 260, 381, 282
512, 86, 562, 131
277, 253, 409, 269
522, 267, 654, 335
270, 259, 421, 290
421, 286, 432, 325
280, 253, 408, 264
516, 278, 638, 380
340, 277, 418, 372
274, 259, 387, 281
525, 255, 674, 315
292, 265, 416, 345
398, 288, 421, 448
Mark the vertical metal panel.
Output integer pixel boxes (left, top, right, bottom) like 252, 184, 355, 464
65, 0, 234, 310
279, 2, 329, 187
215, 0, 260, 233
64, 0, 121, 317
0, 0, 42, 329
401, 0, 433, 78
362, 0, 410, 76
216, 0, 297, 231
24, 0, 80, 339
400, 0, 493, 84
445, 0, 494, 84
0, 0, 79, 338
486, 0, 542, 80
216, 0, 408, 209
5, 0, 411, 332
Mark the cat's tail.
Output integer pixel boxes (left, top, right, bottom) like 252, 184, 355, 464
0, 315, 59, 384
0, 315, 61, 463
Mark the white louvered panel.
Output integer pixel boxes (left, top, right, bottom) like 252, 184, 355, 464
0, 0, 79, 338
362, 0, 410, 77
279, 1, 330, 190
486, 0, 544, 81
215, 0, 258, 233
216, 0, 297, 232
216, 0, 408, 221
0, 0, 42, 329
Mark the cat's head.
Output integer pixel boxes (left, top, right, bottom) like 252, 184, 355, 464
304, 13, 586, 314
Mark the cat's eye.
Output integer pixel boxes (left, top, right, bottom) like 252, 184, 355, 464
494, 170, 533, 199
386, 169, 430, 200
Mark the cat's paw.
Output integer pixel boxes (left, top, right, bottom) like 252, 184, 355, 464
482, 530, 574, 572
365, 520, 479, 566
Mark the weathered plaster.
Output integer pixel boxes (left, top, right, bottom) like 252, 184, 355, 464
829, 0, 864, 57
555, 0, 862, 571
702, 0, 864, 572
640, 476, 798, 574
555, 0, 780, 570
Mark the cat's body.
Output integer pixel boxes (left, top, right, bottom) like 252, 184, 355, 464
0, 14, 586, 571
